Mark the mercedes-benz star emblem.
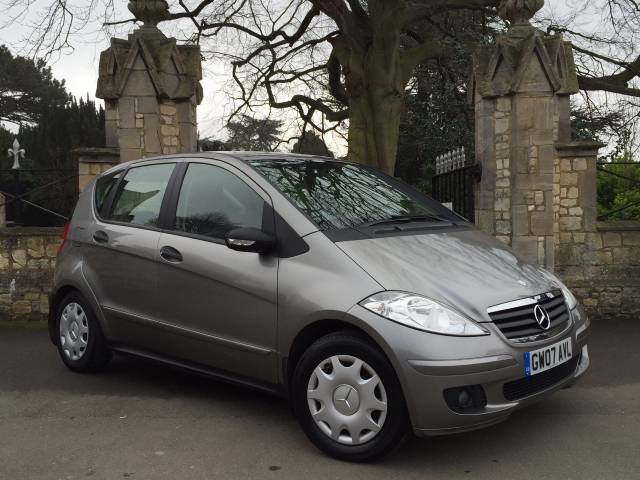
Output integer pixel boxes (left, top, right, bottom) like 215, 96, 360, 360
534, 304, 551, 330
333, 384, 360, 416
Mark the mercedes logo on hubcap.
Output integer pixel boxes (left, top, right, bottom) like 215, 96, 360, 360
534, 304, 551, 330
332, 384, 360, 416
70, 322, 79, 340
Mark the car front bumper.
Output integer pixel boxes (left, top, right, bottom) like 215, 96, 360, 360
347, 304, 591, 437
410, 341, 589, 437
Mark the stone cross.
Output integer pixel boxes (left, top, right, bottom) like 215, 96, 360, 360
498, 0, 544, 26
7, 138, 25, 170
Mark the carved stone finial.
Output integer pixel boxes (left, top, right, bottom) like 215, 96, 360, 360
498, 0, 544, 26
128, 0, 171, 27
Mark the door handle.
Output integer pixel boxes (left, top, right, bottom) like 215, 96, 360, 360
160, 246, 183, 263
93, 230, 109, 244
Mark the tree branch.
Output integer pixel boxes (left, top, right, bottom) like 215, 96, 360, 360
170, 0, 216, 20
264, 58, 349, 122
578, 75, 640, 98
573, 45, 640, 78
328, 48, 348, 105
400, 40, 449, 80
202, 6, 319, 44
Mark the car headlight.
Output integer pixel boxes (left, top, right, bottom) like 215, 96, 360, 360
539, 269, 578, 310
360, 292, 489, 336
560, 286, 578, 310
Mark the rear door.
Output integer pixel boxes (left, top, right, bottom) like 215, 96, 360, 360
153, 161, 279, 384
82, 162, 177, 345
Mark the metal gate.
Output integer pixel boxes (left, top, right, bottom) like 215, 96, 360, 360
431, 147, 481, 223
0, 168, 77, 227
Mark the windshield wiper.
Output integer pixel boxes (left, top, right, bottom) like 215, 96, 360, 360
362, 214, 452, 228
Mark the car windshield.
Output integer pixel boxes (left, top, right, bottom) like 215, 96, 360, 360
248, 159, 460, 231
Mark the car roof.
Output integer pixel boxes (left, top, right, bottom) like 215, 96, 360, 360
218, 151, 340, 162
108, 151, 348, 172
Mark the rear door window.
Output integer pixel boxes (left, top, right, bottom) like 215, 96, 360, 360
108, 163, 175, 227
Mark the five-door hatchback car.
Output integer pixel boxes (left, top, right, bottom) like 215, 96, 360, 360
50, 152, 590, 461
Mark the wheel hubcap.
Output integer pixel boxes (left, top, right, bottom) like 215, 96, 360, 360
333, 384, 360, 416
307, 355, 388, 446
59, 302, 89, 361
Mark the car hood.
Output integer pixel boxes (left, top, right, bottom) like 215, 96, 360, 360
336, 227, 561, 323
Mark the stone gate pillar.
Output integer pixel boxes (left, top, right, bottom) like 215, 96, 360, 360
472, 0, 580, 268
96, 0, 203, 162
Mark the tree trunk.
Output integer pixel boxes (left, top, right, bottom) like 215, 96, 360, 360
347, 94, 402, 176
343, 5, 405, 176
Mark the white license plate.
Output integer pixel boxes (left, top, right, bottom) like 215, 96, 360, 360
524, 338, 572, 377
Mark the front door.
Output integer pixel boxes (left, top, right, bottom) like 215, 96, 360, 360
154, 162, 278, 384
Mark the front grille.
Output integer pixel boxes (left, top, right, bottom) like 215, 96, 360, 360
503, 355, 580, 401
488, 290, 570, 341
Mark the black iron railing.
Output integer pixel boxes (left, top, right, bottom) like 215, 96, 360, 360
0, 169, 77, 227
432, 165, 481, 223
431, 148, 481, 223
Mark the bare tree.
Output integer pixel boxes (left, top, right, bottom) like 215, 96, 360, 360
4, 0, 640, 173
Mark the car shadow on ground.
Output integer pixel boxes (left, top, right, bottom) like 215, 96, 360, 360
73, 351, 592, 468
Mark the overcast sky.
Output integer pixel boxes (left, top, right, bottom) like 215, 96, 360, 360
0, 0, 233, 142
0, 1, 631, 154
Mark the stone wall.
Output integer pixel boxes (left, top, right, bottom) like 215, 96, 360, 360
551, 143, 640, 318
472, 24, 579, 269
471, 8, 640, 320
74, 147, 120, 193
557, 222, 640, 319
554, 143, 600, 238
0, 194, 5, 228
0, 228, 61, 322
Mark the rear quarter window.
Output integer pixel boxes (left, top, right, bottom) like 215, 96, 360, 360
94, 171, 122, 218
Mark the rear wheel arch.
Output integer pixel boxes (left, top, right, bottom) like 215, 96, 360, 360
49, 285, 81, 345
49, 285, 106, 345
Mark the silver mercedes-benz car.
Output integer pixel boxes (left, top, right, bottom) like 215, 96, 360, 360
49, 152, 590, 461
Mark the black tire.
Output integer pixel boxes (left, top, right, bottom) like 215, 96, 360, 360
55, 291, 111, 373
292, 331, 409, 462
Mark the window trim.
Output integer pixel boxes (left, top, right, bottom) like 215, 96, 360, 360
93, 168, 125, 220
94, 161, 180, 233
162, 160, 275, 245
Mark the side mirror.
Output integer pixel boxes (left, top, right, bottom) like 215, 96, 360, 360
225, 227, 276, 254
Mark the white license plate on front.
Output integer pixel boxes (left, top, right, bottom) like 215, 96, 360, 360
524, 338, 572, 377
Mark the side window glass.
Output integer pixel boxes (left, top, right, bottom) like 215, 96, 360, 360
175, 163, 264, 239
95, 171, 122, 218
109, 163, 175, 227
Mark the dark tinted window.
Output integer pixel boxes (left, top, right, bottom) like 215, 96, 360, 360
109, 163, 174, 227
249, 160, 456, 230
174, 163, 264, 239
94, 171, 122, 218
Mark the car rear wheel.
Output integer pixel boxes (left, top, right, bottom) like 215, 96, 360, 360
292, 332, 409, 462
56, 292, 110, 372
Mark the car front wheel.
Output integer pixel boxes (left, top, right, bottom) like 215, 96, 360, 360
292, 332, 409, 462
